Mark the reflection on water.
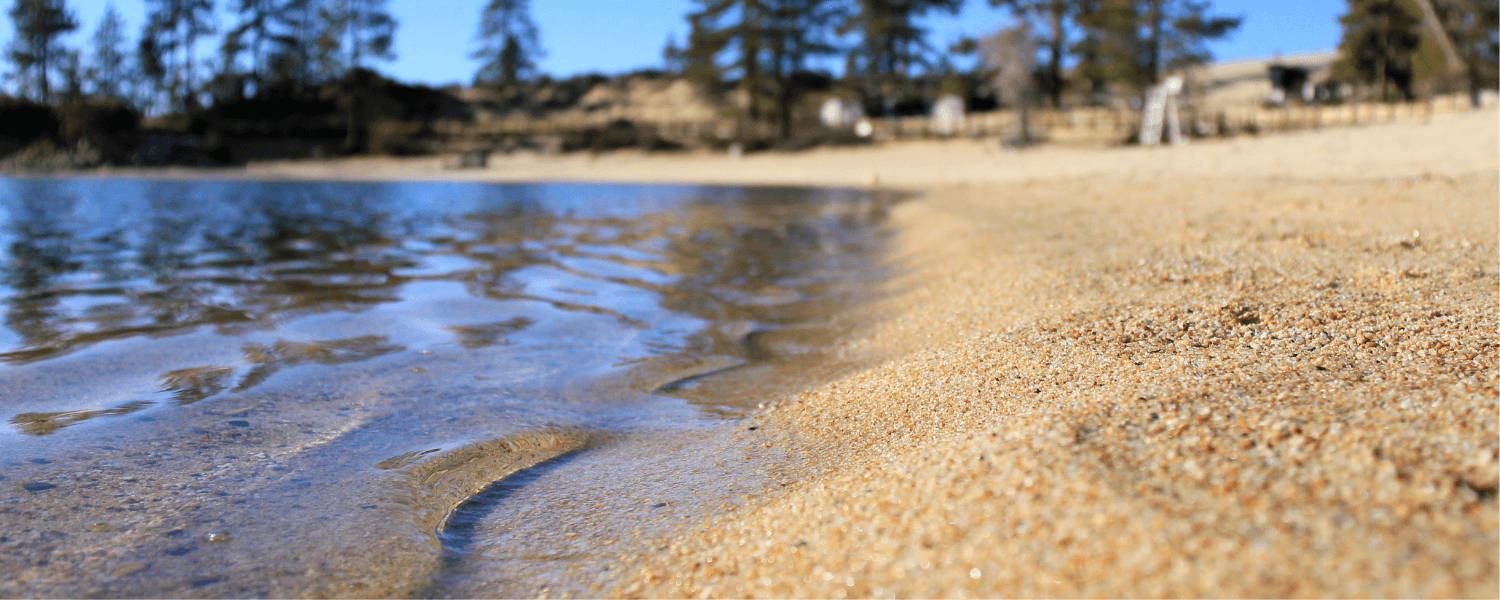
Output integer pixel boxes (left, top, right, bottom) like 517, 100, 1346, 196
0, 178, 891, 432
0, 177, 893, 598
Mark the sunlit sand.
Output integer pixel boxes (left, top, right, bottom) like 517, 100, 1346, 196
207, 108, 1500, 597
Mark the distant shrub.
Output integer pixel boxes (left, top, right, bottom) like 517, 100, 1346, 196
0, 97, 60, 144
560, 119, 684, 153
772, 127, 872, 152
55, 101, 140, 144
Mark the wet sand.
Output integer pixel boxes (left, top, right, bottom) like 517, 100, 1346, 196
105, 110, 1500, 597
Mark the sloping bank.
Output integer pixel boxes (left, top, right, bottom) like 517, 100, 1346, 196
600, 112, 1499, 598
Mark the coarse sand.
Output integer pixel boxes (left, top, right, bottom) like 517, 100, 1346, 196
142, 109, 1499, 597
599, 112, 1498, 598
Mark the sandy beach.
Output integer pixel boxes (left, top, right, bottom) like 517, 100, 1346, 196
86, 109, 1500, 597
607, 111, 1498, 598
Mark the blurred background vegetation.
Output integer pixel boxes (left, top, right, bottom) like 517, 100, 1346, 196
0, 0, 1494, 168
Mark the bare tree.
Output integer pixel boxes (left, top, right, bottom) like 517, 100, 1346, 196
993, 0, 1079, 108
983, 22, 1039, 143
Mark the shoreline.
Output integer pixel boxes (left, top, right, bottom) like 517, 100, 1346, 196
20, 109, 1493, 192
10, 111, 1498, 597
605, 111, 1497, 597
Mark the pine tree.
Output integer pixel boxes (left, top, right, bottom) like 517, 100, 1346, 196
663, 33, 685, 74
266, 0, 327, 88
473, 0, 543, 86
682, 0, 844, 136
136, 32, 167, 111
1336, 0, 1424, 100
6, 0, 79, 103
1140, 0, 1239, 85
993, 0, 1080, 107
224, 0, 281, 86
55, 45, 80, 100
1069, 0, 1115, 100
1073, 0, 1238, 95
86, 4, 129, 100
764, 0, 845, 136
687, 0, 769, 119
143, 0, 217, 111
678, 11, 731, 90
323, 0, 395, 72
845, 0, 963, 94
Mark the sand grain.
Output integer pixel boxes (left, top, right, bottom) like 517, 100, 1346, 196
602, 112, 1499, 598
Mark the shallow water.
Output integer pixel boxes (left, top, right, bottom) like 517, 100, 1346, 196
0, 178, 894, 597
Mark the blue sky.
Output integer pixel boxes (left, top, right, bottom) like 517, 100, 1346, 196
7, 0, 1346, 86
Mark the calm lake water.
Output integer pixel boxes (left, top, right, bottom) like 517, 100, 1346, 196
0, 178, 894, 597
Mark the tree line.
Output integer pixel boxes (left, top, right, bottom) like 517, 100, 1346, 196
656, 0, 1245, 137
6, 0, 403, 112
4, 0, 1495, 128
1335, 0, 1497, 104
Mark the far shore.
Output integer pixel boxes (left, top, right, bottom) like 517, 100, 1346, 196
21, 110, 1498, 597
37, 108, 1495, 192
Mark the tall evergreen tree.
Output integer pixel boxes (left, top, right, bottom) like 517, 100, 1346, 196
85, 3, 129, 100
472, 0, 542, 86
265, 0, 327, 87
844, 0, 963, 99
1138, 0, 1239, 85
687, 0, 770, 119
992, 0, 1080, 107
682, 0, 844, 135
136, 30, 167, 110
143, 0, 217, 111
764, 0, 845, 135
224, 0, 282, 86
323, 0, 395, 71
1336, 0, 1425, 100
1073, 0, 1238, 94
676, 11, 731, 89
1071, 0, 1134, 97
6, 0, 79, 103
663, 33, 685, 74
55, 44, 80, 99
